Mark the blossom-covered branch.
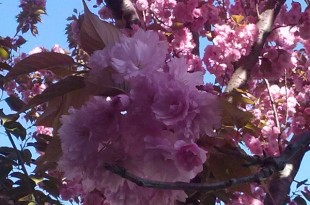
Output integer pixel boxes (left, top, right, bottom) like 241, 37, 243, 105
225, 0, 286, 93
105, 132, 310, 192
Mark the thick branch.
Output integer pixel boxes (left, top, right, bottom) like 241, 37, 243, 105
225, 0, 286, 93
264, 133, 310, 205
105, 132, 310, 194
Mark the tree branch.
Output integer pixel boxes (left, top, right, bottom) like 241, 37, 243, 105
105, 132, 310, 195
104, 163, 276, 192
264, 132, 310, 205
225, 0, 286, 93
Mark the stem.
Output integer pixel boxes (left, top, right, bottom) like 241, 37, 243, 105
284, 68, 289, 127
6, 130, 39, 204
264, 78, 280, 129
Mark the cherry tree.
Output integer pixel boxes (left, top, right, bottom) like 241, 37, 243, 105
1, 0, 310, 204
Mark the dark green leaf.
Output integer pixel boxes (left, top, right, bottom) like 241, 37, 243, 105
0, 109, 19, 124
41, 180, 60, 197
22, 149, 32, 166
8, 186, 32, 201
10, 172, 28, 181
0, 147, 21, 163
0, 156, 13, 178
5, 95, 27, 112
3, 121, 26, 140
35, 190, 62, 205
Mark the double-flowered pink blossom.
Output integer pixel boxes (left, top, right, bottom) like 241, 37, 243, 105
59, 29, 220, 205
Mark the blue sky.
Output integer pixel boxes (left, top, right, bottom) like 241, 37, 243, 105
0, 0, 309, 204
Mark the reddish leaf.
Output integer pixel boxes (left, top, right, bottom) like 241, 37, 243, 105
0, 62, 12, 70
35, 136, 61, 172
302, 191, 310, 201
5, 52, 74, 79
207, 144, 256, 195
294, 196, 307, 205
220, 99, 253, 129
80, 0, 120, 55
23, 76, 85, 111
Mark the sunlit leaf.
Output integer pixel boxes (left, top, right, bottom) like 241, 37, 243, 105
0, 47, 9, 59
5, 52, 75, 80
220, 99, 253, 129
30, 176, 44, 185
231, 15, 244, 24
243, 122, 260, 136
34, 9, 46, 15
0, 109, 19, 124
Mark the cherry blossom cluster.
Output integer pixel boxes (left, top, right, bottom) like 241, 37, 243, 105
244, 84, 298, 156
240, 1, 310, 159
203, 23, 258, 85
58, 29, 220, 205
17, 0, 47, 35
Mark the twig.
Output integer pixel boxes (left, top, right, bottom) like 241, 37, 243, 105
5, 130, 40, 203
284, 68, 289, 127
264, 78, 282, 153
264, 78, 280, 130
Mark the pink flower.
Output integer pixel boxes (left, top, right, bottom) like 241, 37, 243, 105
168, 57, 204, 88
110, 29, 168, 78
174, 140, 206, 172
151, 77, 190, 126
136, 0, 149, 11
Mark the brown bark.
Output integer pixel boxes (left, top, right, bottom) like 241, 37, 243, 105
264, 133, 310, 205
225, 0, 286, 93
